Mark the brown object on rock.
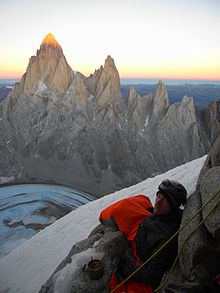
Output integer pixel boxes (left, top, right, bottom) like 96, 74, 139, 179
87, 259, 104, 280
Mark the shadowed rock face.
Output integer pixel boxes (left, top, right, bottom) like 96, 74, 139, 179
0, 34, 218, 196
170, 134, 220, 282
196, 100, 220, 144
198, 135, 220, 241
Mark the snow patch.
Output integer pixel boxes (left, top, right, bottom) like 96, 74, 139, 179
0, 176, 15, 184
145, 115, 149, 126
87, 95, 94, 102
53, 246, 103, 293
36, 81, 47, 94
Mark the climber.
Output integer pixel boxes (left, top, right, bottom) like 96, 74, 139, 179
99, 179, 187, 293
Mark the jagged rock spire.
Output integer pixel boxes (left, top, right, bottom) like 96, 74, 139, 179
86, 55, 123, 109
153, 80, 169, 116
10, 33, 73, 96
96, 55, 122, 108
128, 85, 138, 108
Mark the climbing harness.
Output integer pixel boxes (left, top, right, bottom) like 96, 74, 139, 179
110, 188, 220, 293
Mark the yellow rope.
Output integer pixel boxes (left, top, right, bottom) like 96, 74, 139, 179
110, 188, 220, 293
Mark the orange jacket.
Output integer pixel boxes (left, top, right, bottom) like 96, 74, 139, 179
99, 195, 153, 293
99, 195, 153, 242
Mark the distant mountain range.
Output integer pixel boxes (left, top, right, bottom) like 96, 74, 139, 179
0, 87, 12, 102
121, 83, 220, 107
0, 33, 219, 196
1, 81, 220, 107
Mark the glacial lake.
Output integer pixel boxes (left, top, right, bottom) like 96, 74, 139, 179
0, 183, 94, 258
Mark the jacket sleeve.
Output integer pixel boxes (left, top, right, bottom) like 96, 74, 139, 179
119, 238, 177, 289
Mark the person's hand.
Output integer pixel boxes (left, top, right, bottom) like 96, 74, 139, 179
107, 234, 127, 257
116, 247, 140, 279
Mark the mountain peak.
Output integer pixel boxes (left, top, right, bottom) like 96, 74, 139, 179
9, 33, 72, 96
104, 55, 116, 68
94, 55, 122, 108
41, 33, 61, 48
152, 80, 169, 116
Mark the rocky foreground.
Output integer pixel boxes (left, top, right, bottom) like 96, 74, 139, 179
40, 134, 220, 292
0, 154, 206, 293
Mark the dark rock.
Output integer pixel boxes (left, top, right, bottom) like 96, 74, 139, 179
200, 167, 220, 240
160, 135, 220, 290
178, 191, 212, 278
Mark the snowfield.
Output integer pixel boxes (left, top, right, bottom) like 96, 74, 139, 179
0, 156, 206, 293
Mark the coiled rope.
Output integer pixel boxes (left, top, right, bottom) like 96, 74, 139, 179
110, 188, 220, 293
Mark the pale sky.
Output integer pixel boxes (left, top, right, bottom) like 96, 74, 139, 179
0, 0, 220, 80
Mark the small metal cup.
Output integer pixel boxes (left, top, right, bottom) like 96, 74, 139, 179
87, 259, 104, 280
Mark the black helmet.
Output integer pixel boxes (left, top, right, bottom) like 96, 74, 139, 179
158, 179, 187, 209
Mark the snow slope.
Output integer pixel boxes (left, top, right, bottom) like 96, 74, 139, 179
0, 156, 206, 293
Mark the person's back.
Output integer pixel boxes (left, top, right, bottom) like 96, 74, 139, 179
133, 208, 183, 288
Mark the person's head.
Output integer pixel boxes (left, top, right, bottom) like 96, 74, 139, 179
154, 179, 187, 215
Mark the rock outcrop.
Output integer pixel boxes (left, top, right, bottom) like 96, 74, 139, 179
197, 100, 220, 144
86, 55, 123, 108
152, 80, 169, 117
85, 55, 124, 121
166, 134, 220, 286
209, 101, 220, 143
40, 227, 125, 293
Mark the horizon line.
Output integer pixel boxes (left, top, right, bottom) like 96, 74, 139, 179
1, 76, 220, 82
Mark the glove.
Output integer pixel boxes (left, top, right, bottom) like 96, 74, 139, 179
116, 246, 140, 279
107, 234, 128, 257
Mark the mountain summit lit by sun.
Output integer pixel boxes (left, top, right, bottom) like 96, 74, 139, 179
41, 33, 61, 48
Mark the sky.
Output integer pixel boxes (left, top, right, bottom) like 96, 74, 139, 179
0, 155, 206, 292
0, 0, 220, 80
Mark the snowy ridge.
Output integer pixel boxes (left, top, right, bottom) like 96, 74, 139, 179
0, 156, 207, 293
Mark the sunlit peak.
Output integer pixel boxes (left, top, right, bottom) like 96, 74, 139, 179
41, 33, 61, 48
